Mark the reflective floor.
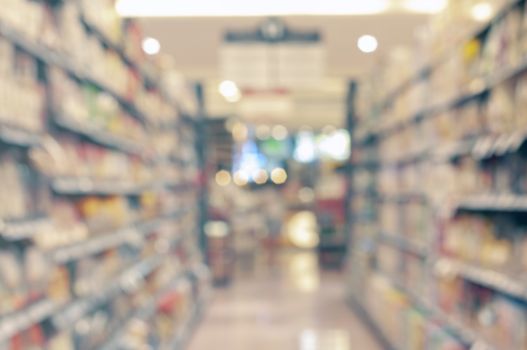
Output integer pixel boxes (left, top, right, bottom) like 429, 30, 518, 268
188, 251, 381, 350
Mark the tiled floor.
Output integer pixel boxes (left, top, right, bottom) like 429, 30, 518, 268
188, 251, 381, 350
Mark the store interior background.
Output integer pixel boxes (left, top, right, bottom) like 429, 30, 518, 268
1, 0, 526, 349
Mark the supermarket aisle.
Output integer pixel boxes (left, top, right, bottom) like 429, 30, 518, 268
188, 251, 381, 350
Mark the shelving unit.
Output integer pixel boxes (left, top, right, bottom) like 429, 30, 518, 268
0, 1, 208, 349
348, 0, 527, 349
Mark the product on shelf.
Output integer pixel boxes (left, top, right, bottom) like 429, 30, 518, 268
349, 1, 527, 349
0, 38, 44, 133
0, 2, 203, 349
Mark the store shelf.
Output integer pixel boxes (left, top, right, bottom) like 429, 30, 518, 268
433, 131, 527, 163
349, 296, 398, 350
455, 194, 527, 212
53, 115, 146, 156
51, 177, 151, 196
390, 148, 431, 167
0, 123, 42, 148
433, 139, 477, 161
379, 272, 493, 349
350, 160, 379, 169
49, 227, 140, 264
472, 132, 526, 160
167, 301, 203, 349
82, 76, 148, 123
375, 0, 520, 113
0, 216, 51, 241
378, 233, 427, 257
49, 214, 187, 264
99, 273, 190, 350
378, 193, 427, 203
0, 4, 205, 349
347, 1, 527, 349
437, 258, 526, 300
80, 16, 127, 64
52, 256, 164, 332
376, 51, 527, 139
0, 21, 148, 124
79, 15, 157, 89
0, 298, 64, 343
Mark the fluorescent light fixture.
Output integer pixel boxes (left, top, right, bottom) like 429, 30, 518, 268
142, 37, 160, 55
357, 35, 378, 53
471, 3, 493, 22
402, 0, 448, 14
219, 80, 241, 103
116, 0, 389, 17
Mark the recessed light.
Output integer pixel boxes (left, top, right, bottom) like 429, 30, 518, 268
219, 80, 241, 102
142, 37, 160, 55
471, 3, 493, 22
233, 171, 249, 186
253, 169, 269, 185
215, 170, 231, 186
357, 35, 378, 53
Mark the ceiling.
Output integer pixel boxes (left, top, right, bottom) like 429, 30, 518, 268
139, 14, 430, 129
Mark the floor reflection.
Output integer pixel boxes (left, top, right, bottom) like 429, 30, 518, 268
188, 250, 381, 350
286, 251, 320, 293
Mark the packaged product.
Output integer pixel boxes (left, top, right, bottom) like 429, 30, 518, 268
514, 75, 527, 131
486, 85, 516, 134
483, 295, 527, 349
0, 249, 24, 315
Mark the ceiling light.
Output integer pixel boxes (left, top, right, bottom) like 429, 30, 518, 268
286, 211, 320, 249
204, 221, 230, 238
142, 37, 160, 55
402, 0, 448, 14
294, 131, 316, 163
253, 169, 269, 185
357, 35, 378, 53
219, 80, 241, 103
272, 125, 288, 140
215, 170, 231, 187
317, 129, 351, 161
231, 122, 248, 142
116, 0, 389, 17
471, 3, 493, 22
271, 168, 288, 185
233, 171, 249, 186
